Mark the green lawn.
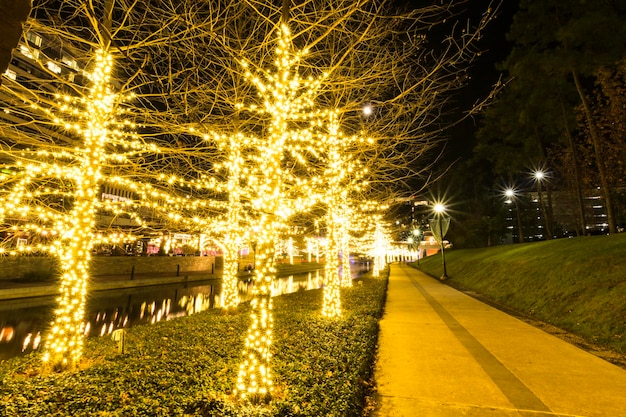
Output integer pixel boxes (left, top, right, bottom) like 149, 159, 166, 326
0, 271, 387, 416
415, 234, 626, 355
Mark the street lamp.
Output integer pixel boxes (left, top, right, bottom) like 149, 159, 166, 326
406, 236, 413, 263
412, 228, 422, 265
533, 169, 553, 240
505, 187, 524, 244
432, 204, 449, 280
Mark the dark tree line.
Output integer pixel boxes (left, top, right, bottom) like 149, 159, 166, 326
445, 0, 626, 247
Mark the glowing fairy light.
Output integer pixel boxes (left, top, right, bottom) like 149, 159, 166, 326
235, 22, 324, 402
220, 137, 245, 309
41, 48, 114, 369
340, 207, 352, 288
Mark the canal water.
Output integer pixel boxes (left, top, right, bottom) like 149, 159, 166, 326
0, 264, 368, 361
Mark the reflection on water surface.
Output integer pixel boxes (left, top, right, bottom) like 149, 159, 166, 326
0, 270, 327, 361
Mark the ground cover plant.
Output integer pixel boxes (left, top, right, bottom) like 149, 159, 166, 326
0, 271, 387, 416
415, 234, 626, 359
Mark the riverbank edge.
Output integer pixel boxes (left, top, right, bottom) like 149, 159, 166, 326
0, 263, 325, 301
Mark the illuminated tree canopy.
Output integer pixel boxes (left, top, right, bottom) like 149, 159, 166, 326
1, 0, 496, 399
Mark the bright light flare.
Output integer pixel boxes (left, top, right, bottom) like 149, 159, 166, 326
433, 203, 446, 214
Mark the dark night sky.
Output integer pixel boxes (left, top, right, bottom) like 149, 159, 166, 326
392, 0, 519, 164
445, 0, 519, 162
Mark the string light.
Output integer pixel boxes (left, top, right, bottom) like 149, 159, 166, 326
235, 23, 328, 402
40, 48, 114, 369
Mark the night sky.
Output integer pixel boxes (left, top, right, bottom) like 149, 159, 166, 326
390, 0, 519, 166
446, 0, 519, 162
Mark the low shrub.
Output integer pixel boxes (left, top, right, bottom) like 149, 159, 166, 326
0, 271, 388, 416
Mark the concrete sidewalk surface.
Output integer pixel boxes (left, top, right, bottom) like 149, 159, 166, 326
373, 263, 626, 417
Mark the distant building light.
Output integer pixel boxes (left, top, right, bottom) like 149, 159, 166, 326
20, 44, 39, 60
47, 61, 62, 74
26, 32, 42, 47
101, 193, 131, 202
61, 56, 78, 70
4, 69, 17, 80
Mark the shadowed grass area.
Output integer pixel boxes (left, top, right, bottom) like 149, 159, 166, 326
415, 234, 626, 355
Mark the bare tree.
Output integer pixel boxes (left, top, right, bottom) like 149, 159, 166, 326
1, 0, 497, 400
0, 0, 228, 370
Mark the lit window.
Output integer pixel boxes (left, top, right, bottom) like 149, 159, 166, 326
26, 32, 42, 47
47, 61, 62, 74
4, 69, 17, 80
19, 45, 39, 59
61, 56, 78, 70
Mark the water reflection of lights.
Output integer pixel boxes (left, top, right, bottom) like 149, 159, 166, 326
0, 269, 350, 361
21, 332, 41, 352
0, 326, 14, 342
270, 271, 323, 296
179, 293, 214, 316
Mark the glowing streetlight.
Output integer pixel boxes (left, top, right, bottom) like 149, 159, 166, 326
362, 105, 372, 116
533, 169, 553, 240
432, 203, 449, 280
504, 187, 524, 244
504, 188, 515, 204
412, 228, 422, 265
534, 170, 545, 181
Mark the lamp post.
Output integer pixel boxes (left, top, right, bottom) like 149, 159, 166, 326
412, 228, 422, 265
533, 170, 553, 240
505, 188, 524, 244
432, 203, 449, 280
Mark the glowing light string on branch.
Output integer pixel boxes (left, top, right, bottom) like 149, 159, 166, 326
234, 22, 326, 402
319, 111, 370, 315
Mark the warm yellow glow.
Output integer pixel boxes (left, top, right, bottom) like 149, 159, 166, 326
219, 137, 245, 309
41, 48, 114, 369
235, 23, 314, 401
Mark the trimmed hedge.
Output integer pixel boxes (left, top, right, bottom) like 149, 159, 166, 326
0, 271, 388, 416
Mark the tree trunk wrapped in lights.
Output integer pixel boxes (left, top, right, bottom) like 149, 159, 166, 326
322, 207, 342, 318
371, 219, 389, 278
234, 218, 276, 401
220, 138, 245, 309
234, 21, 297, 398
340, 214, 352, 288
40, 48, 112, 369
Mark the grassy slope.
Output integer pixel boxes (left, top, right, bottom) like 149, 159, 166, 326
415, 234, 626, 354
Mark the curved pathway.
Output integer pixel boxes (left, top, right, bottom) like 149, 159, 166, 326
373, 263, 626, 416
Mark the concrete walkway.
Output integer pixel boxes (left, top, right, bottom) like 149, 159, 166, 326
373, 263, 626, 417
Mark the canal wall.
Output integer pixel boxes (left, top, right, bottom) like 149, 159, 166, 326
0, 254, 256, 281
